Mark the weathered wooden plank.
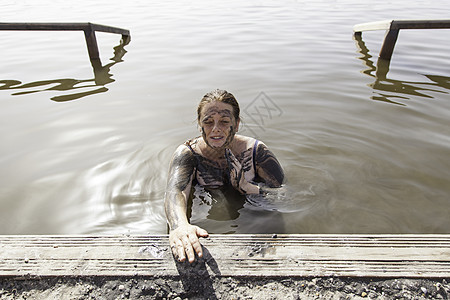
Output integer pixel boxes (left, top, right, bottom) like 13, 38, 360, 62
0, 22, 90, 31
0, 22, 129, 36
89, 23, 130, 36
353, 20, 393, 33
353, 19, 450, 33
0, 234, 449, 278
391, 19, 450, 30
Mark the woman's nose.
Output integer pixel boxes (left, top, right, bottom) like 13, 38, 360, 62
212, 121, 221, 132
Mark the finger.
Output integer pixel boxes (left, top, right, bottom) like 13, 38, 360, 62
191, 241, 203, 258
182, 236, 196, 263
170, 243, 177, 258
226, 148, 236, 159
235, 168, 242, 183
225, 150, 241, 185
230, 157, 241, 172
229, 163, 242, 185
175, 239, 186, 262
193, 227, 209, 258
225, 149, 234, 170
196, 226, 209, 238
188, 234, 203, 258
169, 236, 182, 260
226, 149, 240, 166
229, 168, 237, 182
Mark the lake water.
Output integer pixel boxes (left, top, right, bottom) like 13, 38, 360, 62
1, 0, 449, 235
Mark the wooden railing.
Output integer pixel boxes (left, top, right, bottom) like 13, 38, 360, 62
353, 19, 450, 60
0, 22, 130, 63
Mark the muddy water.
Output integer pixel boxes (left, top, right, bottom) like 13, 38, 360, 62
1, 0, 449, 234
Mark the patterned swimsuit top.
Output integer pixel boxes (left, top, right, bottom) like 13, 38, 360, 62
184, 138, 259, 189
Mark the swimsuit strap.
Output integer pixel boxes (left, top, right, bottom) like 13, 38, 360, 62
184, 138, 197, 154
252, 139, 259, 172
186, 143, 195, 154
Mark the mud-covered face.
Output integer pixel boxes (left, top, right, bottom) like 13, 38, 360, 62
199, 101, 239, 150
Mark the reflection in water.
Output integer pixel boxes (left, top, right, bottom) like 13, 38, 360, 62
189, 185, 246, 234
353, 34, 450, 105
189, 185, 287, 234
192, 186, 245, 221
81, 143, 170, 235
0, 39, 129, 102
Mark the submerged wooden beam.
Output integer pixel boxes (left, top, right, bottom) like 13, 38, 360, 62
0, 22, 130, 62
0, 234, 449, 278
353, 19, 450, 60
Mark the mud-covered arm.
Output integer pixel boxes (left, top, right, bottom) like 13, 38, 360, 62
165, 145, 195, 229
254, 142, 285, 188
164, 145, 208, 263
226, 142, 285, 195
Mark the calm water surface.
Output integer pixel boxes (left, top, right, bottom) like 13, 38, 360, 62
1, 0, 449, 234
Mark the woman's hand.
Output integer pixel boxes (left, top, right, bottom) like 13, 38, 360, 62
169, 224, 209, 263
225, 149, 259, 194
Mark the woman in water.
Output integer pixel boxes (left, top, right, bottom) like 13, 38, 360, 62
165, 89, 284, 263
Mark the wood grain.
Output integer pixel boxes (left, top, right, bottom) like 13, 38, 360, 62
1, 234, 449, 278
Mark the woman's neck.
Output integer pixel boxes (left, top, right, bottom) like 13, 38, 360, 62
199, 137, 235, 162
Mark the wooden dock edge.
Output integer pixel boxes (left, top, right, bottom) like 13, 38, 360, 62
1, 234, 449, 279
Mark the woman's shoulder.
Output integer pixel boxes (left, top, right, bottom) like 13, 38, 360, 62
172, 143, 194, 158
177, 137, 205, 158
233, 134, 265, 150
180, 137, 200, 152
234, 134, 256, 145
171, 137, 201, 159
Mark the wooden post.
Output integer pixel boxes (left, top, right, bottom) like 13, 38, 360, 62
84, 25, 100, 61
379, 29, 399, 61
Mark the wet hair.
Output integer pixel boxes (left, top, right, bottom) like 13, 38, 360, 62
197, 89, 240, 122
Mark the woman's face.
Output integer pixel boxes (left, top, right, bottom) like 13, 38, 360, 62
199, 101, 239, 150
